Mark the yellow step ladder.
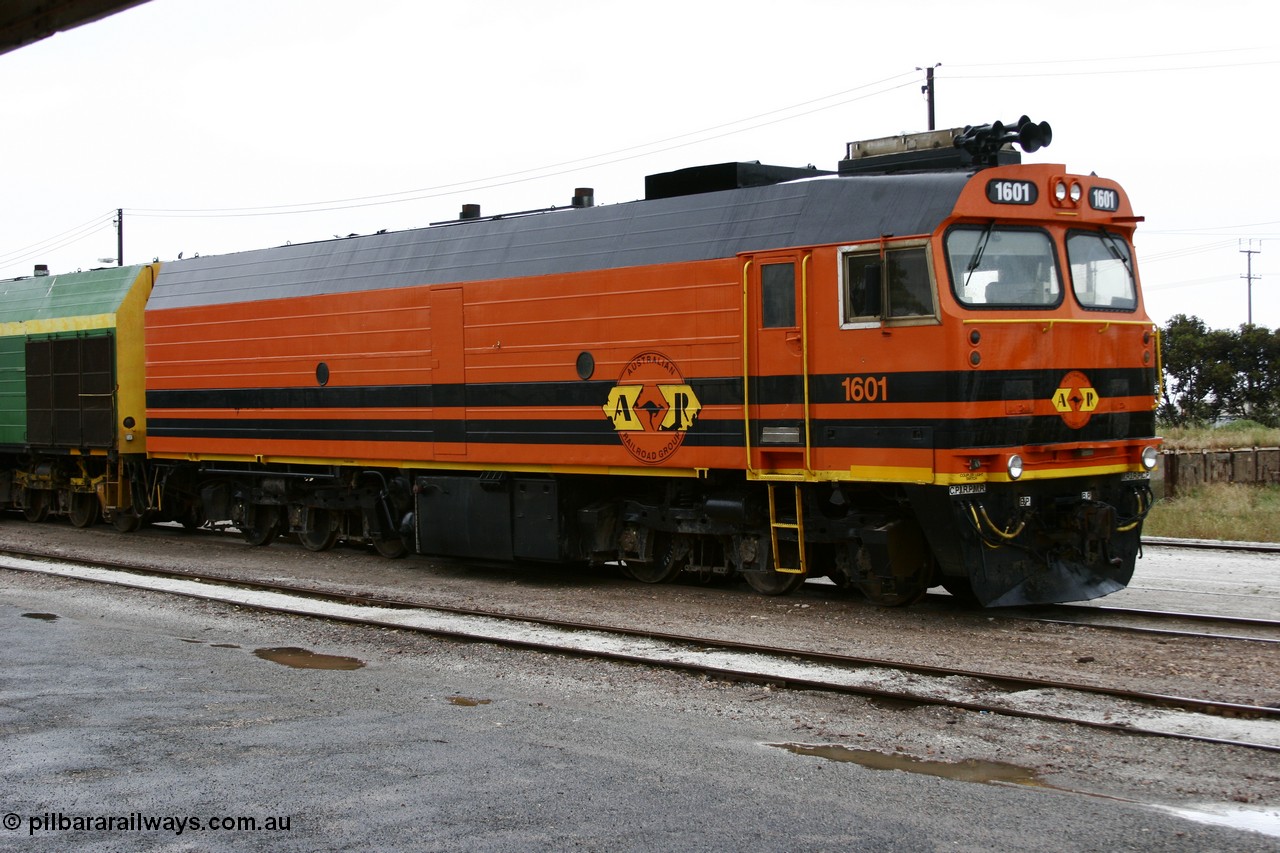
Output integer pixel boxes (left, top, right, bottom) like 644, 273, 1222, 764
766, 483, 806, 575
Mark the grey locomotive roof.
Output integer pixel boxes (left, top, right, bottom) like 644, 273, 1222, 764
147, 171, 972, 310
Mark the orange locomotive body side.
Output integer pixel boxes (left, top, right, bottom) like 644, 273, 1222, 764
146, 259, 746, 472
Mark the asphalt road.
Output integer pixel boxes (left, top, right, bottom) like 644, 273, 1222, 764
2, 567, 1274, 852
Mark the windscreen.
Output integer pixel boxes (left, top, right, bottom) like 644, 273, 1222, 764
1067, 230, 1137, 310
946, 226, 1061, 308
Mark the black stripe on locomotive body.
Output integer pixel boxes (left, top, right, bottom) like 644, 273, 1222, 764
145, 368, 1154, 411
145, 174, 970, 309
145, 363, 1157, 450
143, 377, 745, 411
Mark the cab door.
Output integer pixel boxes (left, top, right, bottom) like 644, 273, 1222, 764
744, 252, 810, 475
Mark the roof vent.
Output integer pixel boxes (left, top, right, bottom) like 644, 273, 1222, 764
572, 188, 594, 208
645, 162, 829, 201
460, 203, 481, 220
34, 264, 49, 277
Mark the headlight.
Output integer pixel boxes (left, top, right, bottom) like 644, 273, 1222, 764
1007, 454, 1024, 480
1069, 182, 1083, 202
1054, 180, 1067, 201
1141, 446, 1159, 470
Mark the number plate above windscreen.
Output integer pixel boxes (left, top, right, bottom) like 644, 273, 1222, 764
1089, 187, 1120, 211
986, 179, 1038, 205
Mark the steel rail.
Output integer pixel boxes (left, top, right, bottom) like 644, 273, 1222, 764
966, 601, 1280, 645
1142, 536, 1280, 554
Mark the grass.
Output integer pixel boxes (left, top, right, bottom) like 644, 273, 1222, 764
1148, 422, 1280, 542
1159, 420, 1280, 451
1152, 422, 1280, 537
1144, 482, 1280, 542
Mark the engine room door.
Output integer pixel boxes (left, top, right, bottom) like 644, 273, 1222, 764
744, 253, 810, 476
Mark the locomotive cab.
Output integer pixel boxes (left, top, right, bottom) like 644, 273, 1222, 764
804, 122, 1160, 605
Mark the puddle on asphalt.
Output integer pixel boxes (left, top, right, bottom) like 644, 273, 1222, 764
253, 647, 365, 670
772, 743, 1045, 787
211, 643, 241, 649
775, 743, 1280, 838
20, 612, 58, 621
447, 696, 492, 707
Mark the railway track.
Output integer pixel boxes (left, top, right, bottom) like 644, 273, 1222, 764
1142, 536, 1280, 554
985, 602, 1280, 645
4, 545, 1278, 754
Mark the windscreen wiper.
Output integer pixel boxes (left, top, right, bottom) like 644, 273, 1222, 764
1097, 230, 1134, 279
962, 222, 996, 293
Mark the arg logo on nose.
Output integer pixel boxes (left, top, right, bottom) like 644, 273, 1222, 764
603, 351, 702, 464
1051, 370, 1100, 429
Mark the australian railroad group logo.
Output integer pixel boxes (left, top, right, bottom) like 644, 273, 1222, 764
1051, 370, 1100, 429
603, 351, 702, 464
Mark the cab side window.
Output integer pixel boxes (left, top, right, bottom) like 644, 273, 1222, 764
842, 245, 935, 325
761, 262, 796, 328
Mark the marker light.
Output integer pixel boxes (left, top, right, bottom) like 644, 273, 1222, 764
1141, 446, 1159, 470
1007, 454, 1024, 480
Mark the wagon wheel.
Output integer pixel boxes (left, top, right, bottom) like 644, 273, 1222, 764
241, 505, 282, 547
21, 490, 50, 523
298, 508, 339, 552
372, 536, 408, 559
622, 532, 688, 584
68, 492, 100, 529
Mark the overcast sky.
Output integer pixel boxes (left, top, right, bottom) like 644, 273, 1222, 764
2, 0, 1277, 330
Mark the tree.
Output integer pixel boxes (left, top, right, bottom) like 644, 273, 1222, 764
1159, 315, 1280, 427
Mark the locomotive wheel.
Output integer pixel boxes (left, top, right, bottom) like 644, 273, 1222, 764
372, 536, 408, 559
743, 568, 806, 596
623, 533, 687, 584
180, 503, 206, 532
298, 509, 339, 552
241, 505, 282, 546
68, 492, 100, 529
112, 511, 142, 533
860, 583, 927, 607
738, 535, 807, 595
940, 576, 980, 606
22, 491, 50, 523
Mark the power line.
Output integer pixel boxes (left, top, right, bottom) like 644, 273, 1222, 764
0, 213, 116, 269
0, 211, 116, 263
945, 47, 1280, 79
947, 45, 1276, 71
1140, 239, 1239, 264
128, 71, 920, 219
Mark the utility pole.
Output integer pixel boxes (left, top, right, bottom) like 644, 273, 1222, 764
115, 208, 123, 266
1240, 240, 1260, 326
918, 64, 940, 130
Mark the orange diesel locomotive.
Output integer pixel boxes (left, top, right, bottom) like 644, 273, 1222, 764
11, 118, 1161, 606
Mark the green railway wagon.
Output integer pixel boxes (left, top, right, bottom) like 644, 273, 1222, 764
0, 264, 156, 527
